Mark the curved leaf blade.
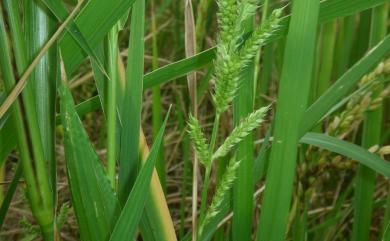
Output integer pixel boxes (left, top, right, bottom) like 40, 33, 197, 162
300, 132, 390, 177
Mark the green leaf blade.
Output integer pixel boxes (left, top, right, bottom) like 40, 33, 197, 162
59, 83, 120, 241
110, 108, 170, 241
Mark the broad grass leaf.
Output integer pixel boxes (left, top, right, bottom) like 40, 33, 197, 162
59, 83, 120, 241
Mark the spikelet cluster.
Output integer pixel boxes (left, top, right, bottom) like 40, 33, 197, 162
188, 114, 211, 166
20, 217, 39, 236
199, 158, 241, 235
213, 52, 241, 114
238, 8, 283, 64
238, 0, 260, 23
213, 2, 283, 114
213, 106, 269, 159
217, 0, 238, 48
56, 202, 70, 230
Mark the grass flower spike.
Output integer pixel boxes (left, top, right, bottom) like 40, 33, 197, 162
188, 114, 211, 166
199, 158, 241, 235
213, 106, 269, 159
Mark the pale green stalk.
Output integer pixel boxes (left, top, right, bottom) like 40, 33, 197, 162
198, 113, 220, 222
107, 25, 119, 188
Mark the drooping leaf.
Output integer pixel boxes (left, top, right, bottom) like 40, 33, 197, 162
300, 132, 390, 178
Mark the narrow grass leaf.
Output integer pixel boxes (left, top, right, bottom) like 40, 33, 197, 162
0, 119, 16, 165
118, 0, 145, 203
109, 108, 170, 241
0, 164, 22, 229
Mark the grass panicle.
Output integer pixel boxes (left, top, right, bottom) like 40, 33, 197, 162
213, 7, 283, 114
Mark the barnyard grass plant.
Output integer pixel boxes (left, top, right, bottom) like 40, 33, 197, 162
1, 0, 390, 240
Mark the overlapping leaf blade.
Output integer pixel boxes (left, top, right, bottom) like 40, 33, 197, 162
60, 0, 137, 74
109, 108, 170, 241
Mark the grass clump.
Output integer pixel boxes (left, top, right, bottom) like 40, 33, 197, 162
1, 0, 390, 240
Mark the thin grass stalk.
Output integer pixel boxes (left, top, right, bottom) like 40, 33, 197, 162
151, 0, 167, 191
198, 113, 220, 223
352, 3, 388, 241
177, 98, 191, 239
118, 0, 145, 202
195, 0, 212, 50
256, 0, 272, 108
256, 0, 320, 240
107, 25, 119, 187
184, 0, 199, 239
232, 17, 255, 241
